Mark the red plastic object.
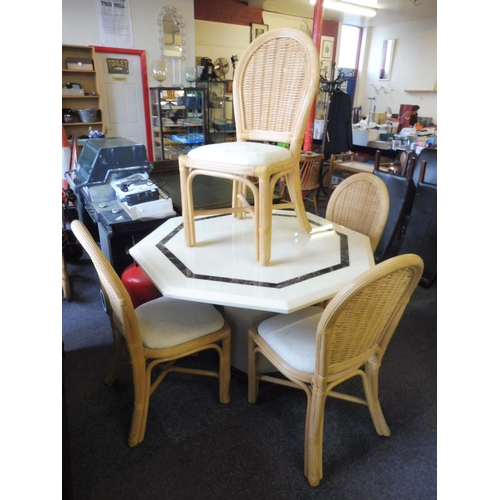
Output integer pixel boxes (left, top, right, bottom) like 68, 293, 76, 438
121, 261, 162, 308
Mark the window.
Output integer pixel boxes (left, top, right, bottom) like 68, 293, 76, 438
338, 25, 361, 70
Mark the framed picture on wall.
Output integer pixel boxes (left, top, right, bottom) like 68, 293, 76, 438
251, 23, 269, 42
320, 59, 332, 80
320, 36, 334, 60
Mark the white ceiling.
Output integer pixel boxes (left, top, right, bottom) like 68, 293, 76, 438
247, 0, 437, 28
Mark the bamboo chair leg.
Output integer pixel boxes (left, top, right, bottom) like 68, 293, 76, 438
363, 360, 391, 436
179, 156, 196, 247
305, 386, 327, 487
312, 190, 318, 215
258, 177, 273, 265
285, 170, 312, 234
248, 334, 259, 403
219, 336, 231, 404
128, 359, 149, 447
62, 253, 71, 301
303, 387, 313, 479
233, 180, 246, 220
104, 325, 127, 386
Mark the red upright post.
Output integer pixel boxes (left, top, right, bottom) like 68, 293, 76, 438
303, 0, 324, 152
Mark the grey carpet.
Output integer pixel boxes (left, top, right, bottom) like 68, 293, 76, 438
62, 232, 436, 500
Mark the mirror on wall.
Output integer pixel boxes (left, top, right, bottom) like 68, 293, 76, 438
157, 6, 186, 86
379, 39, 395, 80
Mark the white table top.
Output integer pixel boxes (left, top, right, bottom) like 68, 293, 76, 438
129, 210, 374, 314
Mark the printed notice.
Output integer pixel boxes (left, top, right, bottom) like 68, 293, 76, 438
96, 0, 133, 48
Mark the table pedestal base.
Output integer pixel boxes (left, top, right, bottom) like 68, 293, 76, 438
223, 306, 278, 374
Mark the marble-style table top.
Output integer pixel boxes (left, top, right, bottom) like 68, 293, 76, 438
129, 210, 374, 314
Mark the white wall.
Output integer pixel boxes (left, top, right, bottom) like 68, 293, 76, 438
194, 20, 249, 78
193, 15, 437, 125
62, 2, 437, 123
194, 12, 313, 79
356, 17, 437, 124
62, 0, 196, 88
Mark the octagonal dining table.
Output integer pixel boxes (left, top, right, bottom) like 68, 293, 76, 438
129, 210, 374, 373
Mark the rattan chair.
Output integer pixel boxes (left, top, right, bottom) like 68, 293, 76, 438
71, 220, 231, 447
248, 254, 424, 486
179, 28, 320, 265
280, 151, 324, 215
325, 172, 390, 252
62, 253, 70, 301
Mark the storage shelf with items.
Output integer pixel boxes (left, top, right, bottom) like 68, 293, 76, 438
205, 81, 235, 144
149, 87, 206, 162
62, 45, 104, 143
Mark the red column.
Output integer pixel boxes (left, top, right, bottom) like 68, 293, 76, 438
303, 0, 323, 152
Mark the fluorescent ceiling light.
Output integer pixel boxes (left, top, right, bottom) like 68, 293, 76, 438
341, 0, 378, 7
309, 0, 377, 17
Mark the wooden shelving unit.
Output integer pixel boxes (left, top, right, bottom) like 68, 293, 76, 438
62, 44, 104, 141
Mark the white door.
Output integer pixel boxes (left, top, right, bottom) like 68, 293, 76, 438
95, 51, 148, 150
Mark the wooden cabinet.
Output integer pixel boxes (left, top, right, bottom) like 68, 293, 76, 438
62, 45, 104, 141
149, 86, 205, 161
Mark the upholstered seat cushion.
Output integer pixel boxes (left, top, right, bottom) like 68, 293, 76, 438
188, 141, 292, 166
257, 306, 324, 373
136, 296, 225, 349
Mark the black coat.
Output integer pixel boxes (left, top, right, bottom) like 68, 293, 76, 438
323, 90, 353, 155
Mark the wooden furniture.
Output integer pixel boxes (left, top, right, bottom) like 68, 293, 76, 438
324, 153, 380, 201
412, 148, 437, 186
128, 210, 375, 372
149, 87, 205, 162
379, 149, 417, 178
178, 29, 320, 265
62, 45, 104, 142
71, 220, 231, 447
62, 253, 70, 301
280, 151, 324, 215
325, 172, 390, 252
247, 254, 424, 486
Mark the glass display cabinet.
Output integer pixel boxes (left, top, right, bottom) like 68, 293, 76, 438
149, 87, 205, 161
205, 81, 235, 144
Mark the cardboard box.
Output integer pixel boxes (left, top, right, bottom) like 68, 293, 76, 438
352, 129, 380, 146
62, 88, 85, 96
66, 57, 93, 70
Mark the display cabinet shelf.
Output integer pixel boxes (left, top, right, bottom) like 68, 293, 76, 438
205, 80, 235, 144
149, 87, 206, 162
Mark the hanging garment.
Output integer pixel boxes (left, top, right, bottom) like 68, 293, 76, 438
323, 90, 353, 155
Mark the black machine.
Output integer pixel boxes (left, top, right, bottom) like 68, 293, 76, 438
65, 137, 176, 274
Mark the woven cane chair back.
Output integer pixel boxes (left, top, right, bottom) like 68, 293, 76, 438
317, 254, 424, 377
71, 219, 141, 347
325, 172, 390, 251
234, 28, 320, 156
71, 220, 232, 448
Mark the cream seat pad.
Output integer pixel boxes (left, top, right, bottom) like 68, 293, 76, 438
188, 141, 292, 167
257, 306, 324, 374
136, 296, 224, 349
